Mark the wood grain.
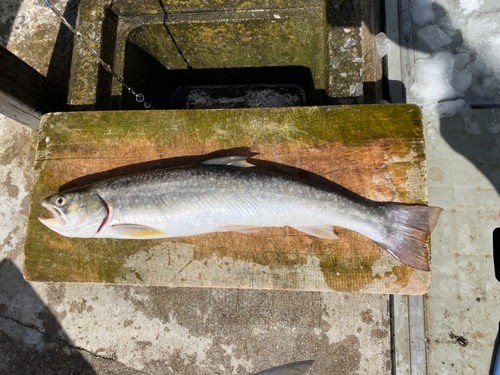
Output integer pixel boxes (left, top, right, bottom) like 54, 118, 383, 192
25, 105, 431, 294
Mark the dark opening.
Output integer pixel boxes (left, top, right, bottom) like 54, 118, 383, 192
493, 228, 500, 282
120, 42, 327, 110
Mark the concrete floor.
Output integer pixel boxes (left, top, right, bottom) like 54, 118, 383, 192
424, 108, 500, 375
0, 1, 391, 374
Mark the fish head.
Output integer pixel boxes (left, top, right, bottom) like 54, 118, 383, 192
38, 189, 108, 238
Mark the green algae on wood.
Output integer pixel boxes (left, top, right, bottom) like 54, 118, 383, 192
26, 105, 431, 294
37, 105, 423, 157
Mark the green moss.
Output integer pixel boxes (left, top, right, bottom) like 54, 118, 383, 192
319, 254, 379, 292
110, 0, 321, 15
38, 105, 423, 155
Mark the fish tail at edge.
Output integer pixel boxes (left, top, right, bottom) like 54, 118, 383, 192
376, 204, 443, 271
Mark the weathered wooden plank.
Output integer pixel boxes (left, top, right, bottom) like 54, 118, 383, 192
25, 105, 431, 293
0, 46, 64, 129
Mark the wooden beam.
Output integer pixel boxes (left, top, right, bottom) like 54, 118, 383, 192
0, 46, 64, 130
25, 105, 431, 294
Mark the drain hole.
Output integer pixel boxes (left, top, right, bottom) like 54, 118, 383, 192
493, 228, 500, 282
173, 84, 306, 109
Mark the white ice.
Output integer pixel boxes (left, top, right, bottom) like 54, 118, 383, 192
409, 0, 499, 128
375, 32, 395, 58
462, 9, 500, 82
410, 50, 458, 113
486, 109, 500, 134
454, 52, 471, 70
450, 68, 472, 97
436, 99, 467, 118
471, 77, 499, 99
417, 25, 452, 51
458, 0, 484, 15
439, 0, 483, 37
410, 0, 435, 26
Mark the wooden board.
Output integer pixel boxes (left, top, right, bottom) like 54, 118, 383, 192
25, 105, 431, 294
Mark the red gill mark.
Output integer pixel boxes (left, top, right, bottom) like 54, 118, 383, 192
97, 194, 110, 233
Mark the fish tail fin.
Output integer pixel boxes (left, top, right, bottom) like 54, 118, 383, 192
376, 204, 442, 271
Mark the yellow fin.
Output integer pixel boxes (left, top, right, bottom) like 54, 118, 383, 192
220, 224, 264, 233
291, 225, 339, 240
111, 224, 166, 237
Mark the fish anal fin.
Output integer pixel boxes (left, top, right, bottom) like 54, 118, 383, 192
291, 225, 339, 240
111, 224, 167, 238
200, 156, 254, 168
220, 224, 264, 233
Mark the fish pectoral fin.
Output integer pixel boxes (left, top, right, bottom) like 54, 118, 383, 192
219, 224, 264, 233
291, 225, 339, 240
110, 224, 167, 237
199, 156, 255, 168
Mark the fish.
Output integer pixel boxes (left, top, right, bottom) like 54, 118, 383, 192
253, 360, 314, 375
38, 156, 442, 271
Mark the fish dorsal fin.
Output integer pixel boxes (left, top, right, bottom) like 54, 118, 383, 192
219, 224, 265, 233
291, 225, 339, 240
199, 156, 254, 168
110, 224, 167, 237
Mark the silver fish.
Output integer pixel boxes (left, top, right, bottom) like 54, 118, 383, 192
39, 156, 442, 271
253, 360, 314, 375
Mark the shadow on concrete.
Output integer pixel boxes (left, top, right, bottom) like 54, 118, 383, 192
440, 114, 500, 192
379, 0, 447, 54
0, 0, 23, 47
45, 0, 81, 104
0, 259, 97, 375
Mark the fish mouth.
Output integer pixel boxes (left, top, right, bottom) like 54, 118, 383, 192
39, 201, 66, 227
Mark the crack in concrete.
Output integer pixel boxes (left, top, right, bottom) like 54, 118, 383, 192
0, 312, 118, 363
158, 0, 193, 69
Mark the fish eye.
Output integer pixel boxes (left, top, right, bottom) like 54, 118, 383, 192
55, 196, 66, 207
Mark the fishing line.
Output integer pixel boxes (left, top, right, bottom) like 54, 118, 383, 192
43, 0, 153, 109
